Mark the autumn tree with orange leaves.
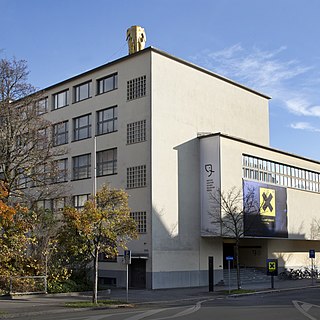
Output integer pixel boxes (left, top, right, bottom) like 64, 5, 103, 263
0, 56, 68, 292
0, 182, 35, 280
63, 185, 138, 304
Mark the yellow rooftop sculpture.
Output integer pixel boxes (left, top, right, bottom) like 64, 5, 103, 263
126, 26, 146, 54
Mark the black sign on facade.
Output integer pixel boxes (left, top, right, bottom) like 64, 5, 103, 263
208, 256, 214, 292
309, 249, 316, 259
243, 181, 288, 238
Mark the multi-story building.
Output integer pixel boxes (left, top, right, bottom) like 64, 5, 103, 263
37, 43, 320, 289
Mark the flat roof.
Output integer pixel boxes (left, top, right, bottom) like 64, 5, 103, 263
40, 46, 271, 100
198, 132, 320, 166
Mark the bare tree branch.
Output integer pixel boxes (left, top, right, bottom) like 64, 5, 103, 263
0, 57, 68, 206
209, 186, 260, 289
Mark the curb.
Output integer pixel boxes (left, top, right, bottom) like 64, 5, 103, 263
7, 289, 112, 300
228, 284, 320, 298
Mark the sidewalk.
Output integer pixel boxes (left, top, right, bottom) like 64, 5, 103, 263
0, 278, 319, 318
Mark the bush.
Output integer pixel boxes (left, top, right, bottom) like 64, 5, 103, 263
48, 272, 92, 293
48, 279, 79, 293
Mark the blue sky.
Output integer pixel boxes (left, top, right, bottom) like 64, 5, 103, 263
1, 0, 320, 160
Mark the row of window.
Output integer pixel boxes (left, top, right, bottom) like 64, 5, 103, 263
71, 153, 146, 187
48, 73, 117, 112
74, 197, 148, 233
17, 148, 146, 188
53, 106, 117, 145
65, 152, 146, 187
72, 149, 117, 180
52, 107, 146, 146
37, 197, 147, 234
242, 155, 320, 193
37, 74, 147, 114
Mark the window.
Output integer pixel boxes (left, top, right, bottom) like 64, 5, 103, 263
53, 90, 69, 109
37, 127, 49, 150
72, 154, 91, 180
55, 158, 68, 182
127, 120, 146, 144
98, 277, 117, 287
97, 148, 117, 176
127, 165, 146, 188
17, 173, 28, 189
36, 97, 48, 114
97, 106, 117, 135
53, 197, 67, 212
127, 75, 146, 101
242, 154, 320, 193
37, 199, 53, 211
130, 211, 147, 233
73, 114, 91, 141
73, 194, 89, 210
74, 81, 92, 102
98, 253, 117, 262
97, 73, 118, 95
53, 121, 68, 146
34, 163, 53, 185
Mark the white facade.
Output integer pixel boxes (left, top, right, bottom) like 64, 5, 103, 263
200, 133, 320, 271
38, 47, 320, 289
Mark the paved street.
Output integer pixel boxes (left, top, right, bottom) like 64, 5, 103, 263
4, 288, 320, 320
1, 279, 320, 320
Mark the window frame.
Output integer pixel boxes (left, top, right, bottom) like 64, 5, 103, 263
73, 194, 90, 210
127, 75, 146, 101
97, 73, 118, 95
74, 81, 92, 103
73, 114, 92, 141
55, 158, 68, 183
126, 165, 147, 189
72, 153, 91, 180
130, 211, 147, 233
36, 97, 48, 115
127, 119, 146, 144
96, 148, 117, 177
242, 154, 320, 193
53, 89, 69, 110
96, 106, 118, 136
53, 120, 69, 146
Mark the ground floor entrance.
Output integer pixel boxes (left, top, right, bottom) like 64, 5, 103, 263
129, 258, 146, 288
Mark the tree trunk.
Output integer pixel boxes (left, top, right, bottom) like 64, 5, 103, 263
92, 248, 99, 304
235, 240, 241, 290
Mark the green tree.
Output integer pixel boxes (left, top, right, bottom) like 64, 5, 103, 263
63, 185, 138, 304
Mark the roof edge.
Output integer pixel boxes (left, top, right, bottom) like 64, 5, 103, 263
149, 47, 271, 100
40, 46, 270, 100
198, 132, 320, 165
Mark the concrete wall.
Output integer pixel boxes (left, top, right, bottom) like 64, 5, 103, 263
150, 51, 270, 288
37, 48, 272, 289
267, 239, 320, 269
218, 135, 320, 240
42, 50, 153, 281
201, 134, 320, 271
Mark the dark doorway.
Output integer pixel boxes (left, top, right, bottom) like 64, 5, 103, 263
129, 258, 146, 288
223, 243, 235, 269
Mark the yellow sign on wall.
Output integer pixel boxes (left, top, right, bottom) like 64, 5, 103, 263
260, 188, 275, 216
268, 261, 276, 272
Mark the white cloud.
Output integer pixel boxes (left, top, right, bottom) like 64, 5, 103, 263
208, 44, 243, 59
191, 45, 320, 118
290, 122, 320, 132
285, 98, 320, 117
